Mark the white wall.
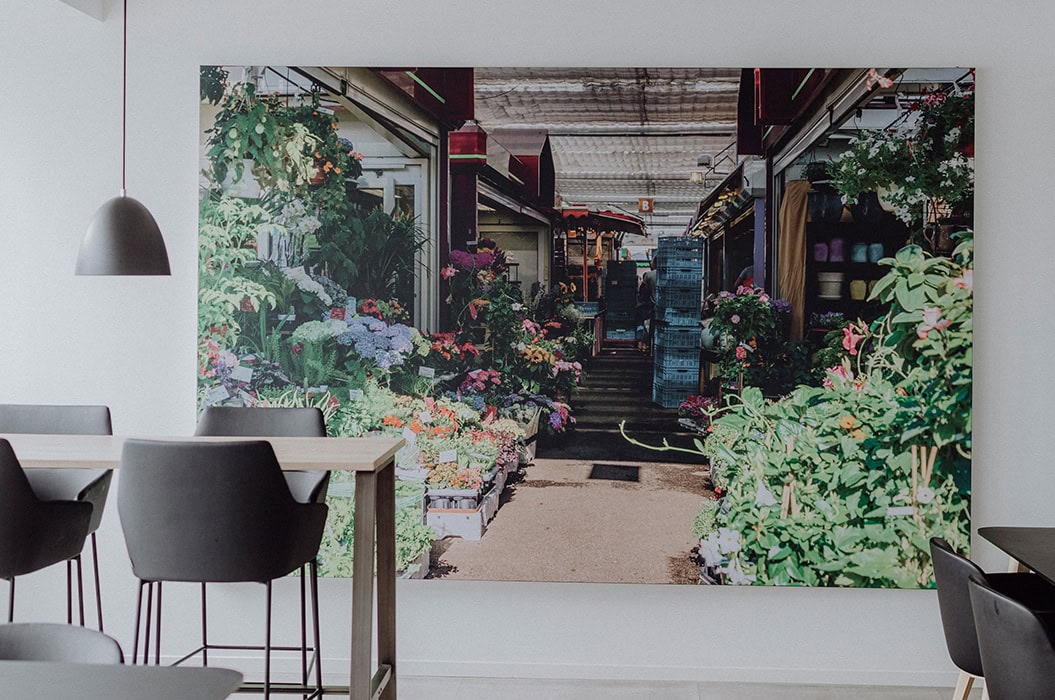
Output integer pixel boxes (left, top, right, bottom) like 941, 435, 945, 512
3, 0, 1053, 686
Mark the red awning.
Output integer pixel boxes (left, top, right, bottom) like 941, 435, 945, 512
561, 209, 646, 236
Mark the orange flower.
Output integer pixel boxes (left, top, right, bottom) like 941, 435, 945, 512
838, 415, 856, 430
382, 415, 404, 428
851, 428, 866, 440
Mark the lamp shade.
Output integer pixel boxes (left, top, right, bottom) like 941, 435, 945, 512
76, 195, 171, 275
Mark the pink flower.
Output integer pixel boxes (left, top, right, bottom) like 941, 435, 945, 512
440, 265, 457, 280
824, 363, 853, 389
917, 307, 951, 339
730, 314, 741, 325
735, 345, 748, 360
952, 269, 973, 291
292, 343, 303, 356
842, 324, 865, 356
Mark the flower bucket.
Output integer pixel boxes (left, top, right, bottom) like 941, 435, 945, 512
816, 272, 844, 300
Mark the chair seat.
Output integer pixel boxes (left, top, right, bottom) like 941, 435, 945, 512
0, 622, 123, 664
24, 469, 113, 533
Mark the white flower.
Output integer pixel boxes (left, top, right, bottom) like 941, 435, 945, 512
716, 527, 742, 554
916, 486, 935, 504
717, 558, 756, 585
754, 481, 778, 507
697, 534, 723, 567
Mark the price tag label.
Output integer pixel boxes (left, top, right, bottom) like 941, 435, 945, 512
418, 366, 436, 378
277, 313, 296, 322
206, 385, 230, 404
229, 366, 253, 383
402, 427, 417, 444
438, 449, 458, 463
419, 411, 432, 424
349, 389, 364, 401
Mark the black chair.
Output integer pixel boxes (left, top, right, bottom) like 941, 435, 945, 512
968, 574, 1055, 699
0, 403, 114, 630
930, 537, 1055, 699
0, 439, 93, 625
117, 439, 328, 699
194, 406, 330, 503
0, 622, 123, 664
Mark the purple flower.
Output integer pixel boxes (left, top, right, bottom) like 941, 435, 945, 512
548, 412, 563, 429
449, 250, 474, 271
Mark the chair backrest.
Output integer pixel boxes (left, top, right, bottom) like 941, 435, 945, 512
968, 574, 1055, 698
0, 622, 123, 664
0, 404, 112, 435
0, 439, 92, 579
929, 537, 985, 676
117, 439, 326, 583
195, 407, 326, 438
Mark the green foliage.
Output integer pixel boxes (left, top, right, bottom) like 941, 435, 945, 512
692, 499, 720, 540
199, 66, 228, 105
709, 288, 791, 392
197, 194, 277, 351
670, 239, 973, 588
349, 209, 428, 310
205, 82, 319, 194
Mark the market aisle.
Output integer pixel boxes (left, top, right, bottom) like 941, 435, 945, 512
429, 456, 709, 583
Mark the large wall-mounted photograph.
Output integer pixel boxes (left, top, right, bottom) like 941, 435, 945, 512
197, 67, 974, 587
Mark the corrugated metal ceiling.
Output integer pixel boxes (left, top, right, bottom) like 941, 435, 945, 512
474, 67, 742, 239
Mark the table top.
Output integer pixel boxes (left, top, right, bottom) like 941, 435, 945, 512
979, 527, 1055, 584
0, 660, 242, 700
0, 433, 404, 473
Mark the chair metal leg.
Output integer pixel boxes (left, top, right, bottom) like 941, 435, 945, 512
66, 559, 72, 624
6, 577, 13, 623
201, 582, 209, 667
90, 532, 104, 632
75, 554, 86, 626
143, 582, 154, 666
264, 580, 273, 700
133, 581, 145, 665
155, 581, 163, 665
300, 565, 308, 690
310, 559, 322, 693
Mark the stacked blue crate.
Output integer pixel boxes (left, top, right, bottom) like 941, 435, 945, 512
652, 238, 704, 407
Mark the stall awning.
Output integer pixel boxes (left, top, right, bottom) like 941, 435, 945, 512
561, 209, 646, 236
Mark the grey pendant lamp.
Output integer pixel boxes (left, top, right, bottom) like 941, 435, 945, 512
76, 0, 170, 276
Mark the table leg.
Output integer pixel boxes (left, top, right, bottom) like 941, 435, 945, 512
352, 471, 377, 700
376, 459, 397, 700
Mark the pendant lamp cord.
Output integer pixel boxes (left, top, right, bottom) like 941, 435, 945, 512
121, 0, 127, 196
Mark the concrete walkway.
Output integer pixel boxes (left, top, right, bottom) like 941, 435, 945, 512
429, 456, 711, 584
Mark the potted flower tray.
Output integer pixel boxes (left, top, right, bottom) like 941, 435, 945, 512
518, 408, 542, 466
425, 484, 501, 541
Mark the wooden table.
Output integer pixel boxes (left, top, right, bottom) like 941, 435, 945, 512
979, 526, 1055, 580
0, 433, 404, 700
0, 660, 242, 700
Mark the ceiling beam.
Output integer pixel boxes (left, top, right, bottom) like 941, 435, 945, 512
486, 122, 734, 137
58, 0, 107, 20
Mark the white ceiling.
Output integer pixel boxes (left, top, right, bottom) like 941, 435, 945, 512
473, 67, 742, 239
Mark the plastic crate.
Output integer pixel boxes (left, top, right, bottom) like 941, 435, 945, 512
658, 268, 703, 285
655, 287, 700, 309
652, 381, 697, 408
606, 327, 637, 341
657, 237, 704, 253
655, 347, 701, 371
655, 307, 701, 326
654, 363, 699, 385
654, 326, 701, 349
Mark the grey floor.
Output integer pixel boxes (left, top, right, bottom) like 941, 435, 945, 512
396, 677, 981, 699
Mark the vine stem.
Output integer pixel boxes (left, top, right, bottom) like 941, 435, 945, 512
618, 421, 706, 457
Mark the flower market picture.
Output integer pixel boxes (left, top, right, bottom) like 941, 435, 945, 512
197, 67, 974, 588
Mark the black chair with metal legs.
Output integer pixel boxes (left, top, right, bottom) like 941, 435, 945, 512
968, 574, 1055, 700
194, 405, 330, 690
117, 439, 328, 700
0, 439, 93, 625
0, 404, 114, 630
0, 622, 123, 664
930, 537, 1055, 700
